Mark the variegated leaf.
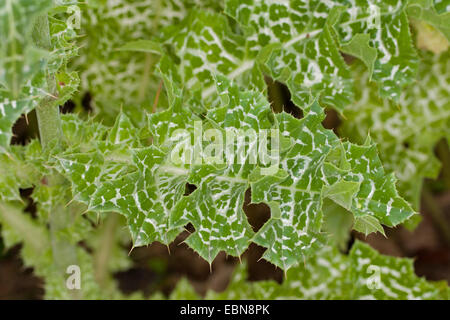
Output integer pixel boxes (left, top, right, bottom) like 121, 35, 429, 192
56, 78, 415, 269
340, 51, 450, 210
73, 0, 223, 124
205, 241, 448, 299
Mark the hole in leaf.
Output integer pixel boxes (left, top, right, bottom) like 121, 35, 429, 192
184, 183, 197, 196
322, 108, 341, 134
20, 188, 37, 219
264, 76, 303, 118
10, 111, 38, 146
243, 189, 270, 232
60, 100, 76, 114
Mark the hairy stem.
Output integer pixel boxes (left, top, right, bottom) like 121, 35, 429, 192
138, 53, 153, 103
94, 214, 119, 287
33, 14, 80, 298
33, 15, 62, 149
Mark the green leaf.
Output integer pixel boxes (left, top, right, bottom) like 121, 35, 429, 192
322, 199, 354, 251
353, 215, 386, 237
56, 79, 415, 269
159, 10, 266, 111
117, 40, 162, 54
0, 147, 38, 201
340, 142, 416, 227
54, 70, 80, 106
0, 4, 79, 153
48, 14, 79, 72
340, 50, 450, 211
434, 0, 449, 14
72, 0, 223, 124
341, 34, 377, 77
0, 0, 52, 97
250, 103, 341, 269
223, 0, 418, 105
408, 0, 450, 42
89, 146, 187, 246
202, 241, 448, 299
169, 77, 274, 262
0, 87, 40, 152
156, 0, 421, 114
349, 241, 447, 299
322, 179, 361, 211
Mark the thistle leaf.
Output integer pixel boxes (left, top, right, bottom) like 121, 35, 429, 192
353, 215, 386, 237
56, 79, 415, 269
340, 50, 450, 211
204, 241, 448, 299
160, 0, 419, 112
0, 0, 52, 97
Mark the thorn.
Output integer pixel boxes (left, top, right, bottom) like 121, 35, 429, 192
40, 89, 58, 99
128, 245, 135, 256
24, 113, 29, 125
166, 243, 171, 255
183, 226, 192, 234
64, 198, 75, 208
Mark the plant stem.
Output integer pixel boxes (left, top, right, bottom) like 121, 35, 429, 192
138, 53, 153, 103
94, 214, 119, 287
36, 98, 63, 149
33, 14, 81, 298
33, 15, 62, 150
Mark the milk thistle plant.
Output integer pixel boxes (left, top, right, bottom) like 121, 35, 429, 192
0, 0, 449, 300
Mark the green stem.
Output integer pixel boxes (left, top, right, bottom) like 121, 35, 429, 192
33, 15, 62, 149
94, 214, 119, 287
138, 53, 153, 103
33, 14, 80, 299
36, 99, 63, 149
